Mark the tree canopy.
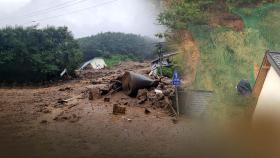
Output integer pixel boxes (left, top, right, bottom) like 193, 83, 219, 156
77, 32, 157, 61
0, 26, 81, 83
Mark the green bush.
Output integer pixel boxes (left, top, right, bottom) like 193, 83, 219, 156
159, 56, 185, 78
161, 66, 174, 78
0, 26, 82, 83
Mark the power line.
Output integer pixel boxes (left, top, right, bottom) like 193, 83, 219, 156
0, 0, 91, 21
22, 0, 119, 26
25, 0, 83, 14
23, 0, 92, 18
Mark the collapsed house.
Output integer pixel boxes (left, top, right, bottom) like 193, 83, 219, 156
150, 53, 178, 76
253, 51, 280, 119
79, 57, 107, 70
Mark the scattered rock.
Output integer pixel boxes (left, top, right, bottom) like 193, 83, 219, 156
69, 114, 81, 123
155, 89, 163, 95
99, 85, 111, 95
88, 84, 112, 100
104, 96, 111, 102
136, 68, 151, 74
144, 108, 151, 114
171, 118, 178, 124
147, 90, 156, 102
88, 88, 101, 100
123, 101, 129, 105
53, 111, 67, 121
157, 83, 165, 90
163, 89, 172, 96
57, 99, 68, 105
110, 80, 122, 91
40, 120, 48, 124
36, 108, 43, 112
58, 87, 73, 91
54, 112, 80, 123
68, 103, 78, 109
113, 104, 126, 115
36, 105, 51, 113
137, 89, 148, 104
156, 93, 165, 101
65, 87, 73, 91
160, 77, 172, 85
42, 108, 51, 113
91, 79, 103, 85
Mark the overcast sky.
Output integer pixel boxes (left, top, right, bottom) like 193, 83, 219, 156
0, 0, 164, 38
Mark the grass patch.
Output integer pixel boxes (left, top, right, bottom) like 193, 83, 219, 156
104, 54, 134, 68
192, 27, 266, 91
189, 25, 267, 119
159, 54, 185, 78
160, 66, 175, 78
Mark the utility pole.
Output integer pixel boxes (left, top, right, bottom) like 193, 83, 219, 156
155, 42, 164, 76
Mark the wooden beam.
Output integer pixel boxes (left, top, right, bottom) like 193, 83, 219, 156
252, 52, 271, 99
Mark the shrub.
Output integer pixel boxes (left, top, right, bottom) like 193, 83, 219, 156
0, 26, 82, 83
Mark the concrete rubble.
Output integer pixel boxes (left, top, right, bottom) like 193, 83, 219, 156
113, 104, 126, 115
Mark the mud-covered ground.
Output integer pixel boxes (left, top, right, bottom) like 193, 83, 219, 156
0, 61, 244, 158
0, 61, 188, 158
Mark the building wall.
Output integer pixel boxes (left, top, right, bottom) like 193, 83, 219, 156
178, 90, 213, 118
91, 58, 107, 69
254, 67, 280, 120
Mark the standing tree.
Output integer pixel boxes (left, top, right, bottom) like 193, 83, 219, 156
0, 26, 82, 83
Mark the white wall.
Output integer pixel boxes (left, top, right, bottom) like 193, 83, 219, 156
254, 67, 280, 121
91, 58, 107, 69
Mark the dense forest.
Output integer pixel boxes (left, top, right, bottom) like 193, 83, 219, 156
77, 32, 157, 62
0, 26, 81, 83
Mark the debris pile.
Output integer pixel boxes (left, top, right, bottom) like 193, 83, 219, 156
85, 65, 176, 116
49, 61, 177, 124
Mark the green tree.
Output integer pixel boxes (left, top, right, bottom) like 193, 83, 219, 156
0, 26, 81, 83
77, 32, 156, 61
158, 0, 215, 30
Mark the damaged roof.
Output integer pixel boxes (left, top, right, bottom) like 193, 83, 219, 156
267, 51, 280, 76
151, 52, 178, 64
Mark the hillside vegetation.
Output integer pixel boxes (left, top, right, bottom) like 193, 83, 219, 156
77, 32, 156, 62
159, 0, 280, 91
159, 0, 280, 117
